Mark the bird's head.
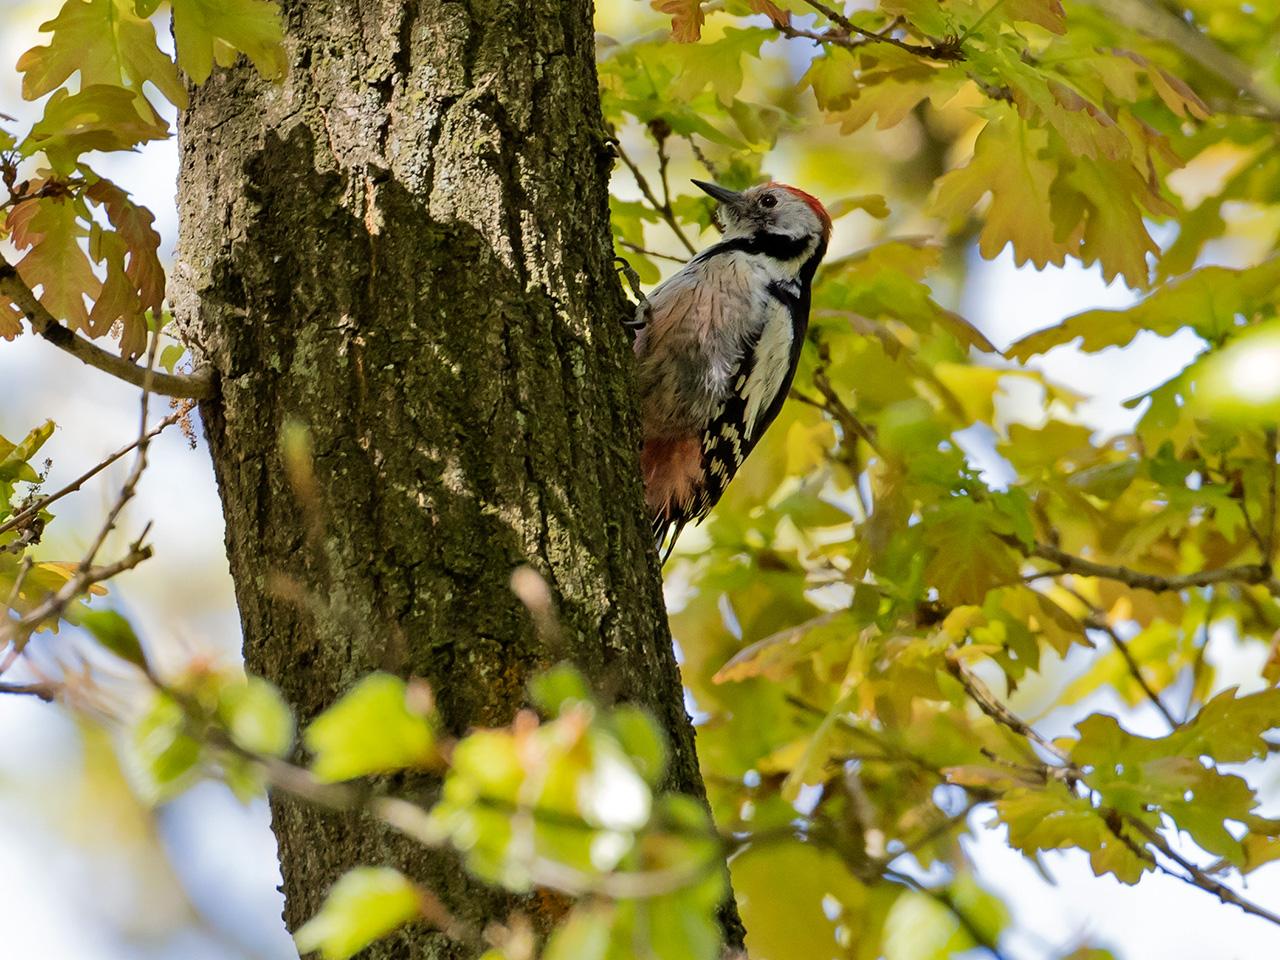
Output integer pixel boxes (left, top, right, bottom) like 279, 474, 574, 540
693, 179, 832, 247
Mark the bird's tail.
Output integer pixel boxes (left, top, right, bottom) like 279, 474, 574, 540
653, 511, 689, 566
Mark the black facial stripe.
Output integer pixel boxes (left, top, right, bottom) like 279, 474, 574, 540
693, 231, 815, 264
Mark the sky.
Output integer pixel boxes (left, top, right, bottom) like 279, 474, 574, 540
0, 1, 1278, 958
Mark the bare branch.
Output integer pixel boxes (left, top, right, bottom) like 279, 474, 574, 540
0, 261, 214, 401
1116, 812, 1280, 928
0, 410, 186, 542
945, 652, 1076, 771
1024, 541, 1280, 594
781, 0, 965, 61
1084, 615, 1179, 730
615, 239, 688, 264
0, 680, 58, 701
613, 140, 699, 257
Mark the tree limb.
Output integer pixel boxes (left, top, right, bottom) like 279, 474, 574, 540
1024, 541, 1280, 594
1118, 812, 1280, 928
0, 262, 214, 401
784, 0, 965, 61
0, 410, 186, 541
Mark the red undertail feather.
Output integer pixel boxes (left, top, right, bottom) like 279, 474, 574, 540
641, 436, 702, 560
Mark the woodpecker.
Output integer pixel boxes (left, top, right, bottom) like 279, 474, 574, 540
632, 179, 831, 560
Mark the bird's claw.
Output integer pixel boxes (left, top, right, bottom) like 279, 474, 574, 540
614, 256, 649, 341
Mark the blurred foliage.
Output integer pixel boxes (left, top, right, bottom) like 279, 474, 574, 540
600, 0, 1280, 957
0, 418, 108, 634
5, 0, 1280, 959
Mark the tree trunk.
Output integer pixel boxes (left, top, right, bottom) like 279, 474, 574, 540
171, 0, 742, 955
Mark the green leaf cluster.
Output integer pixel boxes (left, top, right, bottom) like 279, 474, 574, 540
611, 1, 1280, 954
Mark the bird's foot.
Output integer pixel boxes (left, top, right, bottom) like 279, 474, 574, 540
613, 256, 649, 341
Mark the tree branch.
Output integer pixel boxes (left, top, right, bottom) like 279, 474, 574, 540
0, 680, 57, 701
945, 652, 1077, 773
0, 409, 186, 541
0, 261, 214, 401
1085, 615, 1179, 730
948, 647, 1280, 932
1024, 541, 1280, 594
781, 0, 965, 61
614, 140, 698, 258
1117, 813, 1280, 928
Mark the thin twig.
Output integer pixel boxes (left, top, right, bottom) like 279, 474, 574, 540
77, 335, 162, 573
0, 545, 154, 650
1024, 541, 1280, 595
791, 0, 965, 61
0, 680, 58, 701
1085, 616, 1178, 730
0, 261, 214, 400
945, 652, 1075, 772
614, 141, 698, 257
1119, 813, 1280, 928
616, 239, 688, 264
812, 365, 882, 455
684, 136, 720, 179
1, 338, 164, 651
0, 410, 185, 541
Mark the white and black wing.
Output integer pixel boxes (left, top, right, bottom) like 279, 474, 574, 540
692, 282, 807, 518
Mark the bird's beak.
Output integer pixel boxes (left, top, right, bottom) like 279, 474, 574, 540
692, 179, 746, 209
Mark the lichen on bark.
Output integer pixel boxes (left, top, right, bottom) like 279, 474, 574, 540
171, 0, 742, 954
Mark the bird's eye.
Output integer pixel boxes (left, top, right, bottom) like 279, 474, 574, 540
760, 194, 777, 208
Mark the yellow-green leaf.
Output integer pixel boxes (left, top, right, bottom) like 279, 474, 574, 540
295, 867, 422, 960
931, 111, 1069, 271
304, 673, 437, 781
8, 194, 99, 331
17, 0, 187, 108
219, 675, 295, 757
169, 0, 287, 85
21, 85, 168, 173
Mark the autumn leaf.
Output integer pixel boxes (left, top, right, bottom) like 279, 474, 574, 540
0, 298, 22, 341
1001, 0, 1066, 34
86, 179, 165, 357
998, 787, 1148, 884
8, 193, 100, 331
670, 28, 769, 106
20, 85, 168, 174
1112, 49, 1211, 121
743, 0, 789, 27
931, 110, 1071, 271
653, 0, 706, 43
922, 500, 1021, 605
1008, 257, 1280, 359
1058, 154, 1171, 287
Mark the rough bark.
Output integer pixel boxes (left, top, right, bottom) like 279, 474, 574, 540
172, 1, 742, 956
